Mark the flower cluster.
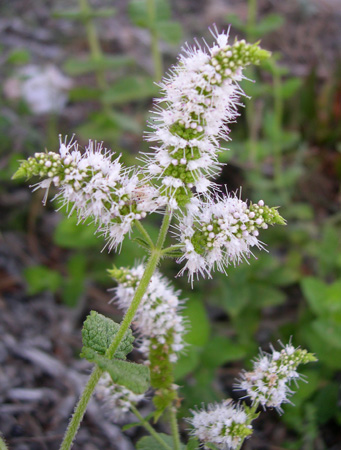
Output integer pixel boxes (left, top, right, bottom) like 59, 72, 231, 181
4, 64, 72, 114
14, 137, 165, 250
143, 30, 270, 207
109, 264, 186, 363
188, 400, 253, 450
235, 343, 317, 412
188, 343, 316, 449
96, 373, 144, 420
176, 194, 285, 282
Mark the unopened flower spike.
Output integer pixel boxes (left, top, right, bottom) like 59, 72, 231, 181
142, 29, 270, 208
235, 342, 317, 412
13, 136, 165, 251
109, 264, 187, 417
175, 194, 285, 283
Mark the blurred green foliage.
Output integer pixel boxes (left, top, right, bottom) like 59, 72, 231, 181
2, 0, 341, 447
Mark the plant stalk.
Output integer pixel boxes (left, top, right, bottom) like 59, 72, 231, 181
130, 405, 173, 450
147, 0, 163, 81
59, 210, 172, 450
169, 406, 181, 450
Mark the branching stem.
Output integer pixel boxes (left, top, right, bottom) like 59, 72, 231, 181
169, 406, 181, 450
59, 209, 172, 450
130, 405, 173, 450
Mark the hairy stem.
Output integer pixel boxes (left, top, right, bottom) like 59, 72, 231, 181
147, 0, 163, 81
60, 366, 103, 450
169, 406, 181, 450
130, 405, 173, 450
59, 210, 172, 450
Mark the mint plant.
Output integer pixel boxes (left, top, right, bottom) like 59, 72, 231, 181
12, 28, 316, 450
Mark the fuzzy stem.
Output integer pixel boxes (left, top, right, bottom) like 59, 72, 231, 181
147, 0, 163, 81
59, 210, 172, 450
0, 435, 9, 450
169, 406, 181, 450
60, 366, 102, 450
130, 405, 173, 450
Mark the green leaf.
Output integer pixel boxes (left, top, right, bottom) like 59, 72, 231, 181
302, 277, 341, 318
225, 14, 245, 31
279, 78, 302, 99
69, 86, 102, 101
82, 349, 150, 394
137, 434, 186, 450
53, 213, 100, 249
174, 348, 200, 380
24, 265, 62, 295
312, 319, 341, 349
7, 48, 30, 65
81, 311, 134, 359
129, 0, 171, 28
201, 336, 246, 368
186, 437, 200, 450
133, 237, 152, 250
249, 13, 285, 38
184, 294, 210, 346
205, 443, 220, 450
62, 253, 86, 307
63, 55, 134, 76
103, 76, 159, 105
122, 412, 155, 430
155, 20, 183, 45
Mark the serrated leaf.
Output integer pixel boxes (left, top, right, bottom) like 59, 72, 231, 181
103, 76, 158, 105
63, 55, 134, 76
81, 311, 134, 359
82, 349, 150, 394
137, 433, 186, 450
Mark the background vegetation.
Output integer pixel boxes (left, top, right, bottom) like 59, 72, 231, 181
1, 0, 340, 449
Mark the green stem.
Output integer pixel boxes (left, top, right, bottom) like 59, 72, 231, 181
147, 0, 163, 81
60, 366, 103, 450
79, 0, 107, 91
130, 405, 173, 450
272, 68, 283, 186
59, 210, 172, 450
247, 0, 257, 41
162, 243, 182, 256
135, 220, 155, 249
169, 406, 181, 450
245, 0, 258, 165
